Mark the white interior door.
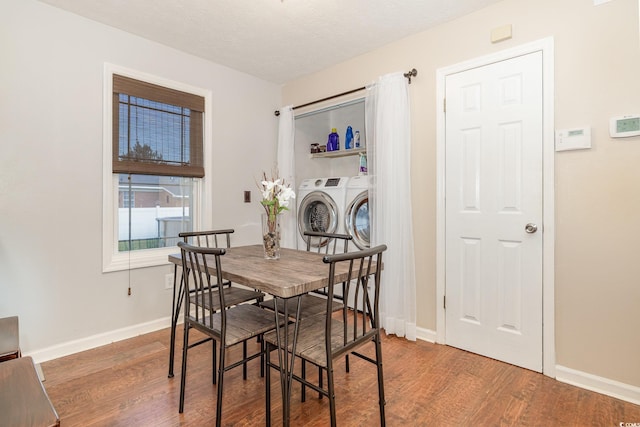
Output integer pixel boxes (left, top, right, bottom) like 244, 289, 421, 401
445, 51, 543, 372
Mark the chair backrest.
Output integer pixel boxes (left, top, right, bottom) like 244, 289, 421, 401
179, 229, 234, 248
304, 231, 353, 299
178, 230, 234, 290
178, 241, 227, 330
323, 244, 387, 357
304, 231, 352, 255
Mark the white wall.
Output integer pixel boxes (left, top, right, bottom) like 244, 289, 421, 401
0, 1, 281, 359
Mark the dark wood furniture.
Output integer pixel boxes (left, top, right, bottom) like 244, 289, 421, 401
0, 315, 21, 362
264, 244, 388, 427
0, 356, 60, 427
168, 244, 375, 427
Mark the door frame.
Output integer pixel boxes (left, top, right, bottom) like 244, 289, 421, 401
435, 37, 555, 377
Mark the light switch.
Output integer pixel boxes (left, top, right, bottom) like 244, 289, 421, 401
555, 127, 592, 151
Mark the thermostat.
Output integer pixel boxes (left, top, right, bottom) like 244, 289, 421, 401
555, 127, 591, 151
610, 115, 640, 138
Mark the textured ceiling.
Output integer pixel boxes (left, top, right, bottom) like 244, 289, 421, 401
38, 0, 502, 84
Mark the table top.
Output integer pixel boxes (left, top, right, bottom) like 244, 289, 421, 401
169, 244, 357, 299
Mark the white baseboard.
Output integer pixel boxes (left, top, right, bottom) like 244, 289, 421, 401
556, 365, 640, 406
416, 327, 437, 343
25, 317, 172, 364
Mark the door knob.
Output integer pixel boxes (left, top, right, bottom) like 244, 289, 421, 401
525, 223, 538, 234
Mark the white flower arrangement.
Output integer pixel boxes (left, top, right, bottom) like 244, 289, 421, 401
259, 171, 295, 233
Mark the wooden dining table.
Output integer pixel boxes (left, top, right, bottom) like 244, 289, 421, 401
168, 244, 358, 426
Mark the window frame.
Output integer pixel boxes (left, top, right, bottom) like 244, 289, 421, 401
102, 63, 213, 272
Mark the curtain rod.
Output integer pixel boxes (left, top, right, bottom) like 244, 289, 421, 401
274, 68, 417, 116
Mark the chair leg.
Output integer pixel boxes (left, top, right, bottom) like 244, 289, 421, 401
212, 340, 217, 384
265, 342, 272, 427
179, 323, 190, 413
260, 337, 265, 378
301, 359, 306, 402
318, 366, 323, 399
168, 266, 182, 378
326, 363, 337, 427
375, 334, 386, 426
216, 342, 225, 427
243, 341, 248, 380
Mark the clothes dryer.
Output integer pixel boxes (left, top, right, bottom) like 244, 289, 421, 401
344, 175, 371, 250
342, 175, 372, 311
296, 177, 350, 250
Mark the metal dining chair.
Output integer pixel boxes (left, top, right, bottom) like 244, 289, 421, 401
260, 231, 352, 400
168, 229, 264, 379
264, 244, 388, 426
177, 242, 278, 426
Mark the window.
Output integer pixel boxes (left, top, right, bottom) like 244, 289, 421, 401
118, 174, 193, 251
103, 65, 212, 272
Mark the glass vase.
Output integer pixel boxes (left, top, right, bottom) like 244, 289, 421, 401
261, 213, 281, 259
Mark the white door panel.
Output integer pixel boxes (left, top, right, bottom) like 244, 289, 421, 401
445, 52, 543, 372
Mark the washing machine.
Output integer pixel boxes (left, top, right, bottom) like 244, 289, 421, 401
344, 175, 371, 250
297, 177, 350, 249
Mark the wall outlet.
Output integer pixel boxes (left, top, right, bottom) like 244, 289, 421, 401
165, 273, 174, 289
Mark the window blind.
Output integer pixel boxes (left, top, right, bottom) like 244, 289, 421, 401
112, 74, 204, 178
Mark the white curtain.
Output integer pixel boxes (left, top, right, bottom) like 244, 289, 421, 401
276, 105, 297, 249
365, 72, 417, 341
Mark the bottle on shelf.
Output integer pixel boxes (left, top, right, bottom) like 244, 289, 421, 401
354, 130, 361, 148
359, 152, 367, 175
345, 126, 353, 149
327, 128, 339, 151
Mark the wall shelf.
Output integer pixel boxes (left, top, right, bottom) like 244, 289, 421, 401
310, 147, 365, 159
295, 97, 365, 180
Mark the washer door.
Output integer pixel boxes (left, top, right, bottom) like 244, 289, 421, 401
298, 191, 339, 247
345, 191, 370, 249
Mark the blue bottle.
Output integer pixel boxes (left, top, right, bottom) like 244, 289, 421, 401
327, 128, 339, 151
345, 126, 353, 149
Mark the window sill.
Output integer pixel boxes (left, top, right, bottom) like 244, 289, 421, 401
103, 246, 177, 272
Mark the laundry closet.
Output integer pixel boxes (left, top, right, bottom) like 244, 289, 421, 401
293, 98, 366, 183
293, 99, 371, 251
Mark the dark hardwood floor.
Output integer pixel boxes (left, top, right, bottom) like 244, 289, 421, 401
40, 327, 639, 426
